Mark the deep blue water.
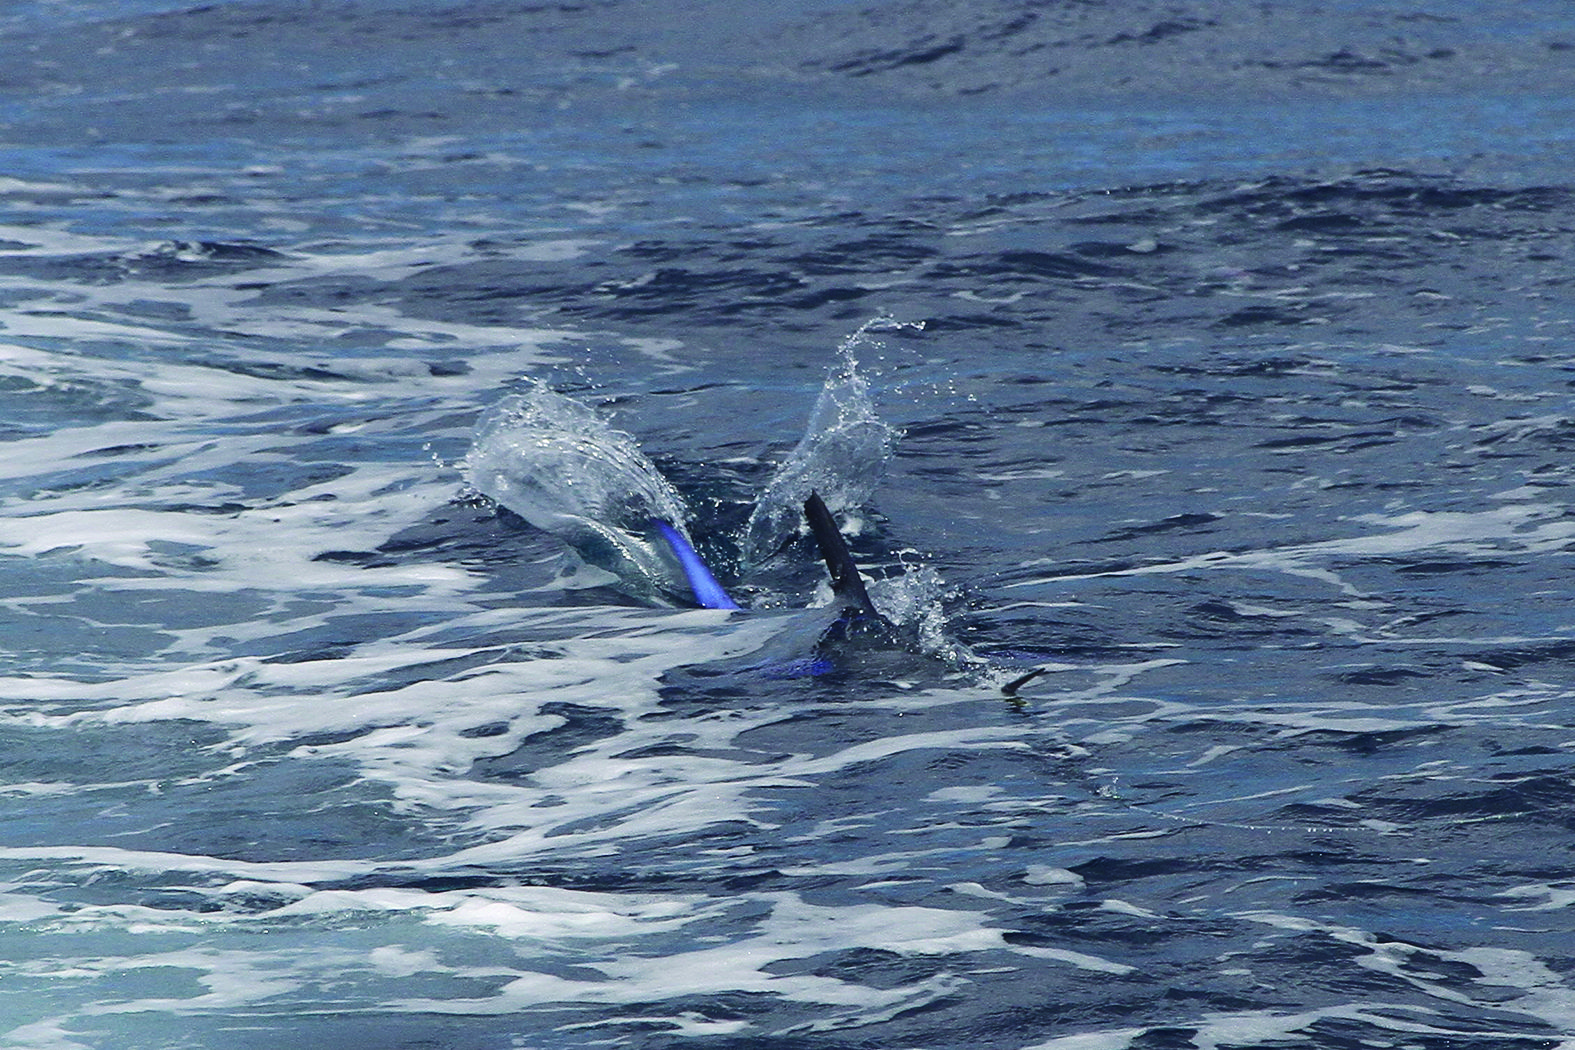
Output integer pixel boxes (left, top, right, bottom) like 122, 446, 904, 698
3, 2, 1575, 1048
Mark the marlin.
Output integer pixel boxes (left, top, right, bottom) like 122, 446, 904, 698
651, 490, 891, 635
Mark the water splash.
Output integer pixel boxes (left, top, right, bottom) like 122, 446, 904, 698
741, 317, 919, 566
869, 559, 962, 662
463, 382, 696, 603
463, 320, 926, 615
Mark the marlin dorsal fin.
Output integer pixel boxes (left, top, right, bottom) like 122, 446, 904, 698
802, 491, 884, 623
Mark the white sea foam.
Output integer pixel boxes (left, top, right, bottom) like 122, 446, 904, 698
393, 891, 994, 1021
5, 152, 1575, 1050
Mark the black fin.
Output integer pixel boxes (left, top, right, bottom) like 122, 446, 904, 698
1001, 666, 1048, 697
803, 490, 885, 623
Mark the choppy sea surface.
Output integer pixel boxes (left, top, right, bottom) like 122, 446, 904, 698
4, 2, 1575, 1047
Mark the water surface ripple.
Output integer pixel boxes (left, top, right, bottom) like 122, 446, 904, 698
2, 2, 1574, 1048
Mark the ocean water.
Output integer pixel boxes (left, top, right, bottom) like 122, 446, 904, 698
4, 2, 1575, 1047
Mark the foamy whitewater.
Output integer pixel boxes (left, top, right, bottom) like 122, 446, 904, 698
3, 2, 1575, 1048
